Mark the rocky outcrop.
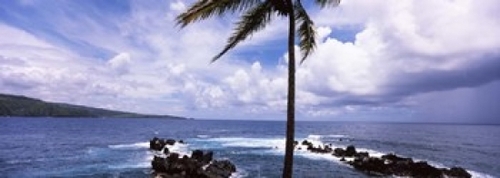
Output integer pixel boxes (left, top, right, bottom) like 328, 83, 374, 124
204, 160, 237, 178
149, 137, 236, 178
298, 140, 471, 178
150, 137, 184, 151
347, 152, 471, 178
443, 167, 472, 178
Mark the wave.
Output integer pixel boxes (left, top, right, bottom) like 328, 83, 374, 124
199, 136, 494, 178
165, 142, 191, 157
102, 137, 494, 178
469, 170, 496, 178
107, 151, 154, 170
307, 134, 349, 139
108, 142, 149, 150
197, 135, 210, 138
229, 168, 248, 178
201, 136, 338, 152
204, 137, 286, 149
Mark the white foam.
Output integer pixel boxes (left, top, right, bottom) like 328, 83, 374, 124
207, 137, 285, 149
355, 148, 385, 158
204, 137, 388, 164
197, 135, 210, 138
306, 134, 349, 140
165, 143, 191, 157
307, 134, 322, 140
327, 134, 349, 138
292, 139, 351, 164
468, 170, 496, 178
108, 142, 149, 150
296, 149, 337, 161
229, 168, 250, 178
198, 136, 496, 178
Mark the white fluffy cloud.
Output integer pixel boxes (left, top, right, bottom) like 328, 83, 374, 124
288, 0, 500, 120
1, 0, 499, 122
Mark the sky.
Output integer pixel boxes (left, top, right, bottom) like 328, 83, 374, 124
0, 0, 499, 123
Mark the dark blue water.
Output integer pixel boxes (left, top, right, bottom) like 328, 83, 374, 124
0, 117, 498, 177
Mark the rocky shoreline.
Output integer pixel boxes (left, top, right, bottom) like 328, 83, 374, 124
149, 137, 236, 178
148, 137, 471, 178
299, 140, 472, 178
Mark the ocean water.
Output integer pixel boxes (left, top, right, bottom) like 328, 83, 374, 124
0, 117, 499, 178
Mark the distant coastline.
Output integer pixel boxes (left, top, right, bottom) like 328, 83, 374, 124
0, 93, 186, 119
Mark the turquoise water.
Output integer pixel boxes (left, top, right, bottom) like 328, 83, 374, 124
0, 117, 498, 177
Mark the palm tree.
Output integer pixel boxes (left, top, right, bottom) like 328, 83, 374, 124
176, 0, 340, 177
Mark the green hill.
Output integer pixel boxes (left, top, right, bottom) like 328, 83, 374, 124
0, 93, 186, 119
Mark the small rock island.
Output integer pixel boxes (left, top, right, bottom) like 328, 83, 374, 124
149, 137, 236, 178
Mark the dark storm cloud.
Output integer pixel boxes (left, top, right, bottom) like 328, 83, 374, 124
414, 80, 500, 124
384, 53, 500, 99
307, 52, 500, 114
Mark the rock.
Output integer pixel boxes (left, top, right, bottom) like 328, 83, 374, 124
350, 157, 388, 175
354, 152, 369, 161
152, 156, 167, 173
443, 167, 471, 178
191, 150, 204, 161
307, 145, 314, 151
166, 139, 176, 145
191, 150, 214, 165
204, 160, 237, 178
301, 140, 313, 147
150, 137, 236, 178
202, 151, 214, 164
408, 161, 442, 177
150, 137, 166, 151
178, 140, 185, 144
297, 142, 471, 178
306, 145, 331, 154
349, 153, 444, 177
333, 148, 345, 157
167, 153, 180, 163
345, 145, 357, 157
324, 145, 333, 152
381, 153, 412, 164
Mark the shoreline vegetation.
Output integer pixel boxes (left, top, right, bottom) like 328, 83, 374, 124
0, 93, 186, 119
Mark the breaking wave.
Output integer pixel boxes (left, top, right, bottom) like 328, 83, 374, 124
108, 142, 149, 150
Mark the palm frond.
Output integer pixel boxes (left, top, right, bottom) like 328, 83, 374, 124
212, 1, 274, 62
269, 0, 290, 16
176, 0, 261, 28
295, 1, 316, 63
314, 0, 341, 8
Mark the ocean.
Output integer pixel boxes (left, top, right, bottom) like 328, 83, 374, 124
0, 117, 498, 177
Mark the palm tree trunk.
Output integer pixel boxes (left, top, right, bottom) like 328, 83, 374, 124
282, 0, 296, 177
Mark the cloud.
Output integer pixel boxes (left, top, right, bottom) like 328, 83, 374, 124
108, 53, 132, 74
411, 80, 500, 123
0, 0, 242, 117
0, 0, 499, 122
291, 0, 500, 116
